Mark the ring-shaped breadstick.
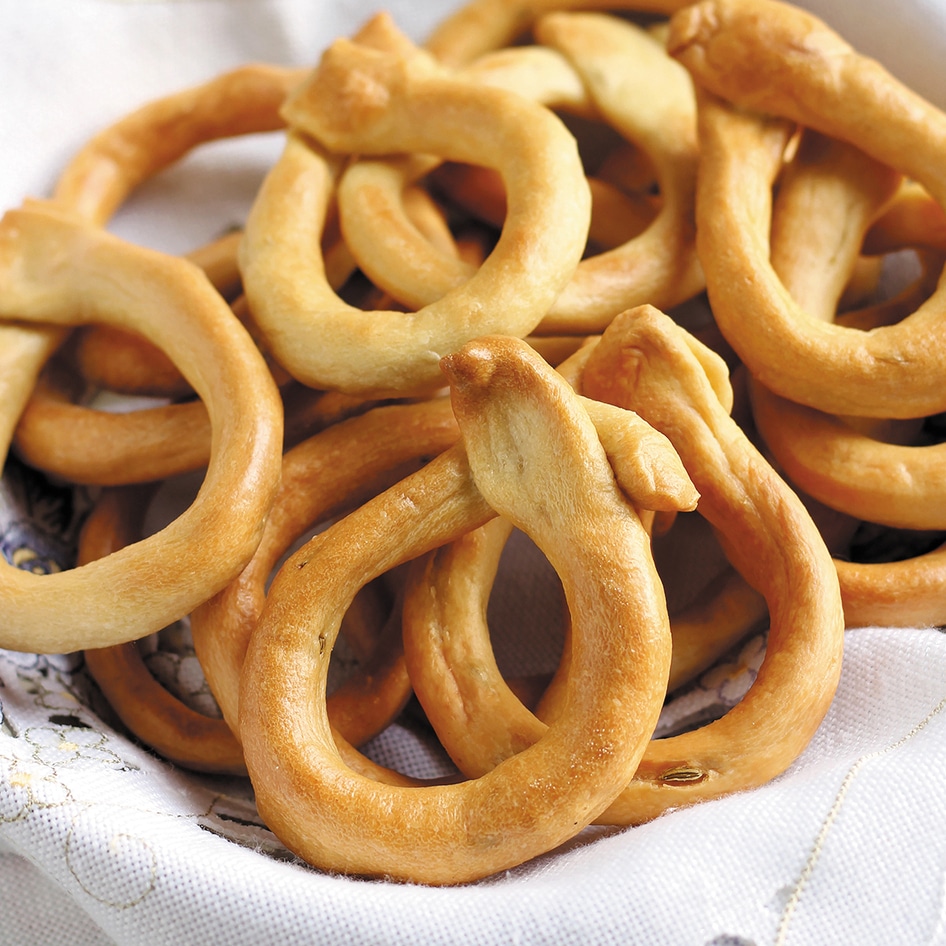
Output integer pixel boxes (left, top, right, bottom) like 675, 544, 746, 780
400, 348, 765, 779
533, 12, 702, 331
50, 63, 307, 400
746, 118, 937, 532
0, 200, 282, 654
405, 306, 843, 823
71, 231, 244, 399
334, 160, 472, 309
240, 38, 591, 396
402, 517, 535, 772
669, 0, 946, 418
402, 391, 702, 775
13, 366, 213, 486
54, 63, 306, 227
12, 356, 353, 487
239, 336, 673, 884
730, 113, 946, 623
335, 41, 637, 302
339, 15, 703, 334
13, 64, 304, 473
579, 305, 843, 822
424, 0, 694, 68
836, 538, 946, 629
749, 385, 946, 531
16, 291, 380, 488
79, 486, 247, 776
191, 398, 461, 738
334, 43, 595, 312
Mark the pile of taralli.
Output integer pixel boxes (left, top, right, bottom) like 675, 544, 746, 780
3, 0, 944, 884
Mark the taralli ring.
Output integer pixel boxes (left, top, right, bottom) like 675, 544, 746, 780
403, 307, 842, 823
190, 398, 461, 739
11, 61, 306, 484
50, 62, 305, 396
339, 14, 704, 335
0, 200, 283, 654
53, 62, 306, 227
750, 385, 943, 531
424, 0, 694, 68
668, 0, 946, 418
744, 116, 937, 533
579, 306, 844, 824
240, 37, 591, 396
239, 336, 673, 884
532, 11, 703, 332
334, 39, 596, 317
13, 361, 214, 486
79, 486, 247, 776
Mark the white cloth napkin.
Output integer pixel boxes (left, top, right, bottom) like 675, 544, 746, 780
2, 2, 946, 944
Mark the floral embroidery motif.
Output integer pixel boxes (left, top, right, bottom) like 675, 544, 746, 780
22, 721, 130, 771
0, 717, 132, 821
0, 746, 73, 822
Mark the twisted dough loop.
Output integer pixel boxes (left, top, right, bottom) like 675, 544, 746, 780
669, 0, 946, 418
744, 122, 936, 530
241, 37, 591, 396
14, 62, 308, 485
533, 11, 703, 331
54, 63, 307, 227
14, 366, 214, 486
239, 337, 673, 884
579, 306, 843, 821
338, 14, 703, 334
0, 201, 283, 653
731, 96, 946, 626
403, 307, 843, 824
191, 398, 460, 738
80, 487, 247, 776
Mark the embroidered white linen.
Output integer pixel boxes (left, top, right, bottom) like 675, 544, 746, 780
2, 1, 946, 944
